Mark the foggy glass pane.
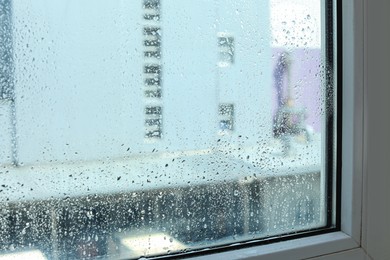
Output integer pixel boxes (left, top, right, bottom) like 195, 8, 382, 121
0, 0, 334, 259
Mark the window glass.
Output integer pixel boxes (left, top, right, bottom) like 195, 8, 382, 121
0, 0, 334, 259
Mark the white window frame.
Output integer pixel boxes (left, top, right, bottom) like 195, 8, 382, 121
188, 0, 390, 259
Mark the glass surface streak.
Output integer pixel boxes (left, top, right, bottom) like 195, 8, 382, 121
0, 0, 332, 259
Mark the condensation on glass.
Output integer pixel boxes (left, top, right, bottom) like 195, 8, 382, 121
0, 0, 333, 259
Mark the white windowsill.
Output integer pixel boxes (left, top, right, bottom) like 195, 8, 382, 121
190, 232, 359, 260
